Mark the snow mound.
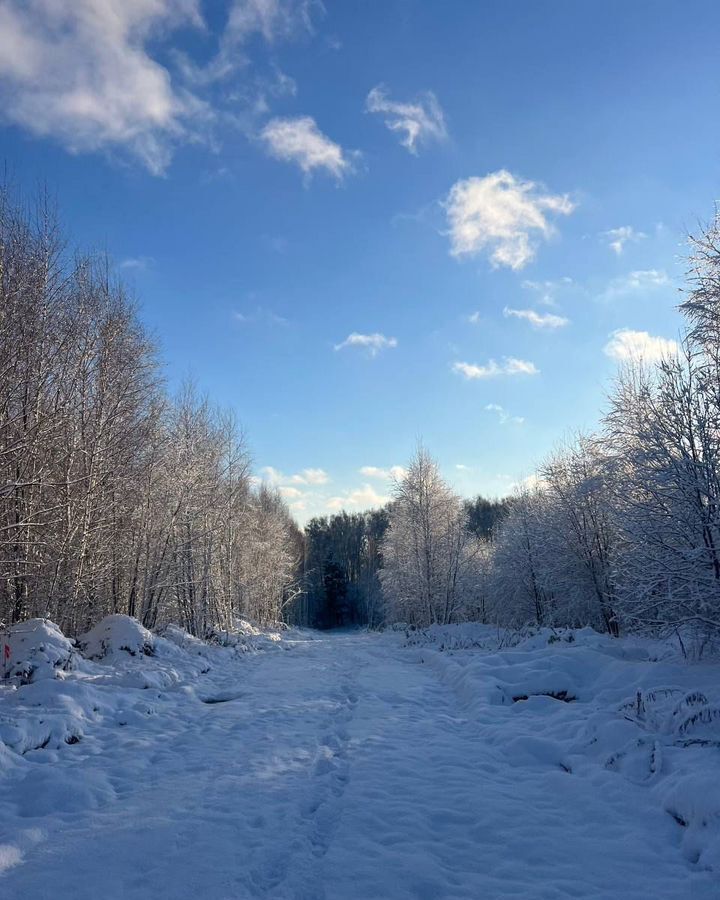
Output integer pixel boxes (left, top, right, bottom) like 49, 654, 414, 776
78, 615, 154, 661
3, 618, 75, 683
157, 624, 205, 651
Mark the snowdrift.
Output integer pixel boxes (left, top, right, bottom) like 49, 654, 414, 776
0, 615, 300, 758
406, 623, 720, 872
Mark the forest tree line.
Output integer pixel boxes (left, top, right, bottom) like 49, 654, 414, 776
0, 190, 303, 635
5, 186, 720, 652
0, 187, 507, 636
368, 213, 720, 655
299, 494, 509, 629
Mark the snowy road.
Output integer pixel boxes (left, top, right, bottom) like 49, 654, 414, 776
1, 630, 716, 899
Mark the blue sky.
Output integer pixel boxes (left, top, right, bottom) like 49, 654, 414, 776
1, 0, 719, 522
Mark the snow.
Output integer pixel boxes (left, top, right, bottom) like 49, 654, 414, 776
0, 621, 719, 897
78, 613, 155, 660
2, 618, 75, 682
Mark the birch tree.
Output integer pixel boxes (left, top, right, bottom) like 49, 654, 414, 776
381, 447, 481, 626
0, 187, 303, 636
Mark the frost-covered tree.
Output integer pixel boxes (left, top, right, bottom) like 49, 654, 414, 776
381, 447, 481, 626
0, 187, 302, 636
605, 352, 720, 643
596, 214, 720, 646
486, 438, 619, 633
538, 436, 619, 633
487, 487, 553, 626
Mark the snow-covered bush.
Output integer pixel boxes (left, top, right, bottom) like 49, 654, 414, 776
2, 618, 75, 683
78, 614, 154, 660
206, 619, 285, 653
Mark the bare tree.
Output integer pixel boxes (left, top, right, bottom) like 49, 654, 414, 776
0, 187, 302, 637
381, 446, 481, 626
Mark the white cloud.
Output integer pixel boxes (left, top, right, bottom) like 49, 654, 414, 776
226, 0, 317, 45
260, 465, 329, 486
468, 311, 482, 325
261, 116, 355, 180
444, 170, 575, 270
0, 1, 330, 174
484, 403, 524, 425
509, 472, 546, 493
175, 1, 317, 87
258, 463, 329, 518
599, 269, 670, 302
521, 277, 573, 307
334, 332, 398, 356
503, 307, 569, 330
625, 270, 669, 288
603, 329, 678, 364
233, 307, 289, 326
498, 358, 538, 376
327, 484, 389, 512
359, 465, 407, 481
297, 468, 329, 485
365, 85, 447, 154
278, 485, 303, 499
453, 358, 539, 380
118, 256, 154, 271
0, 1, 211, 174
602, 225, 646, 255
260, 466, 283, 484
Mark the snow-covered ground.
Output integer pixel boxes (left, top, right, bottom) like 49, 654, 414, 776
1, 620, 719, 898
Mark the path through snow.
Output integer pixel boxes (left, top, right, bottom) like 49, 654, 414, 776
0, 630, 716, 898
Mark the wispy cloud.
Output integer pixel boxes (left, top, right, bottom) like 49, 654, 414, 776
601, 225, 646, 255
365, 85, 447, 154
503, 307, 569, 330
334, 332, 397, 356
598, 269, 670, 302
234, 306, 290, 327
175, 0, 318, 87
603, 329, 678, 363
359, 465, 407, 481
444, 170, 575, 270
261, 465, 329, 486
0, 0, 210, 174
227, 0, 318, 45
485, 403, 524, 425
0, 0, 328, 173
261, 116, 356, 180
467, 311, 482, 325
118, 256, 154, 272
452, 358, 539, 379
521, 277, 573, 307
